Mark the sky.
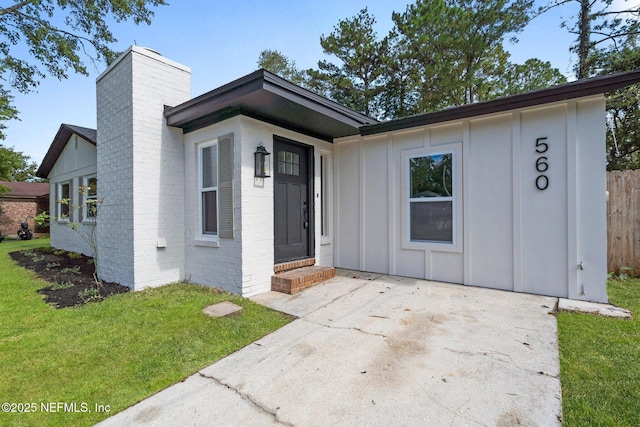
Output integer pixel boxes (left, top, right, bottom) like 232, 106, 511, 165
2, 0, 636, 165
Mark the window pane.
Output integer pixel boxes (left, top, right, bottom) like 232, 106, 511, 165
85, 177, 97, 219
202, 190, 217, 234
410, 201, 453, 242
88, 177, 97, 196
60, 183, 70, 217
86, 203, 97, 218
410, 153, 453, 198
202, 145, 218, 188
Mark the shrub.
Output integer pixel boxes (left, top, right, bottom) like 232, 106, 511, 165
77, 287, 102, 303
51, 281, 74, 291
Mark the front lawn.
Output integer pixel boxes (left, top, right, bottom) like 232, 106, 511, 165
0, 238, 293, 426
558, 277, 640, 426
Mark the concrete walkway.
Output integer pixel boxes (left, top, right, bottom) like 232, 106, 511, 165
97, 270, 562, 426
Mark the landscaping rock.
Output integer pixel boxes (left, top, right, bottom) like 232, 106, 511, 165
203, 301, 243, 318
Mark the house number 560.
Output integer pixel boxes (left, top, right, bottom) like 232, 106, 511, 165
535, 137, 549, 190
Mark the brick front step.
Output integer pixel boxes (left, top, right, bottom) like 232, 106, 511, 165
274, 258, 315, 274
271, 266, 336, 294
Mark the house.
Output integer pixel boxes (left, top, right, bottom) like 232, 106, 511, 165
36, 124, 96, 252
0, 180, 49, 235
36, 46, 640, 302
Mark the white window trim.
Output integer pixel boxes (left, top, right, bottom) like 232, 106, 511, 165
319, 151, 333, 245
401, 143, 462, 253
81, 175, 97, 223
198, 138, 219, 241
56, 181, 71, 223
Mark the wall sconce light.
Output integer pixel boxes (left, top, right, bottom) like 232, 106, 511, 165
254, 142, 271, 178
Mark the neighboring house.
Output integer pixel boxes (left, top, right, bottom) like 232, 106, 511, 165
36, 46, 640, 302
0, 180, 49, 235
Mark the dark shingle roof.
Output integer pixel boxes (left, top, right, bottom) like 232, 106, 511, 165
361, 68, 640, 136
0, 180, 49, 198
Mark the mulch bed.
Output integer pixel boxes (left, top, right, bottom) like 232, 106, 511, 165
9, 247, 130, 308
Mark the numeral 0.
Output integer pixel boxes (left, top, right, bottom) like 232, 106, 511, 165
535, 137, 549, 191
536, 175, 549, 190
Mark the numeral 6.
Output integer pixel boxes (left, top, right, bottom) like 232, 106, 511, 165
536, 156, 548, 172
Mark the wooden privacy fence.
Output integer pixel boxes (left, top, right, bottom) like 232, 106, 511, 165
607, 169, 640, 274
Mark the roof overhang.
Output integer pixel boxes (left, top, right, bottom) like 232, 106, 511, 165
36, 124, 97, 179
360, 68, 640, 136
164, 69, 377, 141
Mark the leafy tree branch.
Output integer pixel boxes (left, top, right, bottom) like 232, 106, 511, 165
0, 0, 167, 138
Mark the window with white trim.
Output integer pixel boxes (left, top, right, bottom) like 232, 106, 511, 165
82, 175, 97, 222
56, 181, 71, 221
408, 151, 454, 243
199, 141, 218, 237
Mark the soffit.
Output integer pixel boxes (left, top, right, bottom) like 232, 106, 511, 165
164, 70, 377, 141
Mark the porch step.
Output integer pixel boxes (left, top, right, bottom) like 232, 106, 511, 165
271, 266, 336, 295
274, 258, 316, 274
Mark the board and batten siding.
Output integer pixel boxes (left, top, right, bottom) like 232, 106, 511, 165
335, 96, 608, 302
47, 134, 97, 256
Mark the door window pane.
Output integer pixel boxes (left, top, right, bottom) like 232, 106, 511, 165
278, 150, 300, 176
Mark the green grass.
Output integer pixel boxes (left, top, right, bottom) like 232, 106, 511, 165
0, 238, 293, 426
558, 277, 640, 426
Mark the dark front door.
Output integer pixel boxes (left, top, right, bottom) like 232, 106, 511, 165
274, 137, 313, 263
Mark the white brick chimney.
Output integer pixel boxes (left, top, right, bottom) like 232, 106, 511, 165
96, 46, 191, 288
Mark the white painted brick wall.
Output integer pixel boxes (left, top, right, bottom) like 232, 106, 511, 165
96, 46, 191, 289
182, 116, 334, 297
130, 48, 191, 288
183, 118, 244, 294
96, 51, 135, 287
94, 47, 333, 295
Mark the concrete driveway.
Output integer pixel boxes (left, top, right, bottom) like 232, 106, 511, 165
97, 270, 562, 426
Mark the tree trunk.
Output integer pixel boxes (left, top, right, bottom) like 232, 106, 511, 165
577, 0, 591, 79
